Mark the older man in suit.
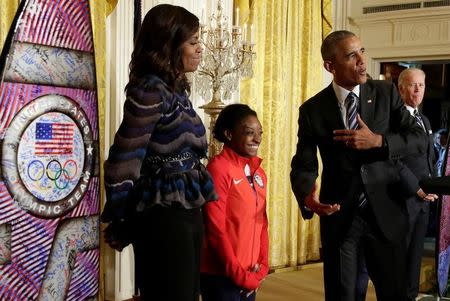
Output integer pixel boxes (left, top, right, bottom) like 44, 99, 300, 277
290, 30, 427, 300
397, 68, 438, 301
356, 68, 440, 301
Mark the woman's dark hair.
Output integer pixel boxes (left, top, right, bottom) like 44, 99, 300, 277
213, 104, 258, 143
126, 4, 199, 92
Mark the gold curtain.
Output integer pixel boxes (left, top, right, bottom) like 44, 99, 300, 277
90, 1, 118, 299
234, 0, 332, 268
0, 0, 19, 49
89, 1, 109, 300
322, 0, 333, 39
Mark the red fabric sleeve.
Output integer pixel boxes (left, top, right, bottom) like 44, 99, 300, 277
256, 208, 269, 281
205, 161, 260, 290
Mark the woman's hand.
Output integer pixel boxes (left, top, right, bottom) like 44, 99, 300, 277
251, 263, 261, 273
103, 222, 132, 251
239, 263, 266, 296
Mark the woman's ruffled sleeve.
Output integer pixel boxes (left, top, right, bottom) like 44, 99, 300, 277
102, 84, 166, 223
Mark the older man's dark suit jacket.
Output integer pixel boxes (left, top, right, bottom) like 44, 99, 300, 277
400, 113, 435, 216
290, 79, 427, 245
398, 111, 435, 299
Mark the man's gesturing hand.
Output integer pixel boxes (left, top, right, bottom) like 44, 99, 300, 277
304, 183, 340, 216
333, 114, 383, 149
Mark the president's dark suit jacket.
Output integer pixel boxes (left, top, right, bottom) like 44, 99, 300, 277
290, 79, 427, 244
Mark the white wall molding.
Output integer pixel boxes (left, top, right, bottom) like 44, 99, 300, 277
104, 0, 135, 299
341, 2, 450, 78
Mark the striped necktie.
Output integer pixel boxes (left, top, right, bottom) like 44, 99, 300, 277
345, 92, 358, 130
414, 109, 426, 132
346, 92, 368, 209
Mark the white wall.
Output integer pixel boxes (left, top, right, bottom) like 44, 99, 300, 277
332, 0, 450, 78
104, 1, 134, 299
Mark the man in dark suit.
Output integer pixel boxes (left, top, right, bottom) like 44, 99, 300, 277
355, 68, 440, 300
397, 68, 438, 300
290, 30, 427, 300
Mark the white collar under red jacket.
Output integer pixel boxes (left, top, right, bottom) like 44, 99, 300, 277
200, 145, 269, 291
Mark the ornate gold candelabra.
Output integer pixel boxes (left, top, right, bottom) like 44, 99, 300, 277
194, 0, 255, 157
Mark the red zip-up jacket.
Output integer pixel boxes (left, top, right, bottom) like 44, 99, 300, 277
201, 146, 269, 290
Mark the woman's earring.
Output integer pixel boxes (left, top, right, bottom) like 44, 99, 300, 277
224, 130, 232, 141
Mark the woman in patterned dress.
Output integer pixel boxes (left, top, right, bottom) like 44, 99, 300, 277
101, 4, 217, 300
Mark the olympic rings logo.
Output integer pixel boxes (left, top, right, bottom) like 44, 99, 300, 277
27, 159, 78, 190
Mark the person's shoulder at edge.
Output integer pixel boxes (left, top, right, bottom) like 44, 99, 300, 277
206, 152, 233, 194
207, 150, 231, 172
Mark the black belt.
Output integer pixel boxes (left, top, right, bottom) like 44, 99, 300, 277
146, 151, 194, 164
143, 152, 199, 175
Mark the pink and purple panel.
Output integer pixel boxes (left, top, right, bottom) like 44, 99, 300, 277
0, 217, 58, 299
66, 249, 100, 301
0, 82, 99, 140
15, 0, 93, 52
438, 155, 450, 296
0, 0, 100, 299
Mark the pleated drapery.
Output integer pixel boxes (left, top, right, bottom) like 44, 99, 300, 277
234, 0, 332, 268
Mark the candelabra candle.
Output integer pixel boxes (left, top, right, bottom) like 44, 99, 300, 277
242, 23, 247, 45
194, 0, 256, 157
231, 26, 241, 44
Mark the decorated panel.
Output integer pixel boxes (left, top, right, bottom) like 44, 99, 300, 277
0, 0, 100, 300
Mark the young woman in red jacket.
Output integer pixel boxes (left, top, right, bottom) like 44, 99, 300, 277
200, 104, 269, 301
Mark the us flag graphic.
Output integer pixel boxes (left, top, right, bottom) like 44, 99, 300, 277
35, 122, 74, 155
